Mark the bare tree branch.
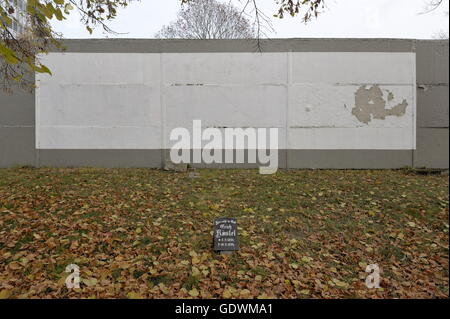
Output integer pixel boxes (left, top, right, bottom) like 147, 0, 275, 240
420, 0, 449, 39
420, 0, 444, 14
156, 0, 255, 39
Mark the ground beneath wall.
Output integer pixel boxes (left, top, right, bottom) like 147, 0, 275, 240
0, 168, 448, 299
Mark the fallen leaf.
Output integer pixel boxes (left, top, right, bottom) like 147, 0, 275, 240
189, 288, 199, 297
223, 289, 232, 298
0, 289, 12, 299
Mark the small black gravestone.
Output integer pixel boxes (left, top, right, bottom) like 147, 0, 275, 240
213, 218, 239, 252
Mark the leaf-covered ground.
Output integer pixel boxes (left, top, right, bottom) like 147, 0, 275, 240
0, 168, 448, 299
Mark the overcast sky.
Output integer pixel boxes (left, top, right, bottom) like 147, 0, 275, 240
52, 0, 449, 39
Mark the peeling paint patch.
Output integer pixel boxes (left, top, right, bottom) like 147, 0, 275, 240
351, 85, 408, 124
387, 92, 394, 101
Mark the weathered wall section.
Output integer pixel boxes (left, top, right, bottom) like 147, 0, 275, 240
0, 39, 448, 169
415, 40, 449, 168
0, 80, 35, 167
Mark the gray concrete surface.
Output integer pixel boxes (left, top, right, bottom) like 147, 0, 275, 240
414, 128, 449, 169
58, 38, 416, 53
414, 40, 449, 169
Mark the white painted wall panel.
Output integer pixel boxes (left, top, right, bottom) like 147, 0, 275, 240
40, 53, 161, 85
289, 84, 414, 128
36, 51, 416, 151
37, 53, 162, 149
38, 126, 160, 149
289, 128, 415, 150
166, 127, 285, 150
38, 83, 161, 127
291, 52, 415, 84
164, 85, 287, 149
164, 85, 286, 129
164, 53, 287, 85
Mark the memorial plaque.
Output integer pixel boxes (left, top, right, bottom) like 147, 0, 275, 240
213, 218, 239, 251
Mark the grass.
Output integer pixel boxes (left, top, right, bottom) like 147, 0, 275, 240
0, 167, 448, 299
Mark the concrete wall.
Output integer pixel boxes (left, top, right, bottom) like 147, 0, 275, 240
1, 39, 448, 169
414, 40, 449, 168
0, 80, 35, 167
